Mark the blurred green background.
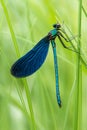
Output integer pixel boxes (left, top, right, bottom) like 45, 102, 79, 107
0, 0, 87, 130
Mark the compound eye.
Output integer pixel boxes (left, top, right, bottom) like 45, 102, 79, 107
53, 24, 61, 29
57, 24, 61, 28
53, 24, 57, 28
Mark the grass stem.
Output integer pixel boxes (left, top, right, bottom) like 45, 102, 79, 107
1, 1, 36, 130
74, 0, 82, 130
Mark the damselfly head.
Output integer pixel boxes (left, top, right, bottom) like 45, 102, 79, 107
53, 24, 61, 29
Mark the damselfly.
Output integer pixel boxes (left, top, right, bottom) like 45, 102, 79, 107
11, 24, 73, 107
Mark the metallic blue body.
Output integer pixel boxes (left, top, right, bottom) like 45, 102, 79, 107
11, 24, 65, 107
51, 40, 61, 107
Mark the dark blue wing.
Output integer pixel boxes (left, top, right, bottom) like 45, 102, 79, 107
11, 36, 50, 78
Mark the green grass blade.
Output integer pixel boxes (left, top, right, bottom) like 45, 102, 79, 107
0, 1, 36, 130
22, 79, 36, 130
82, 5, 87, 17
61, 25, 87, 68
63, 77, 76, 130
0, 0, 20, 58
74, 0, 82, 130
